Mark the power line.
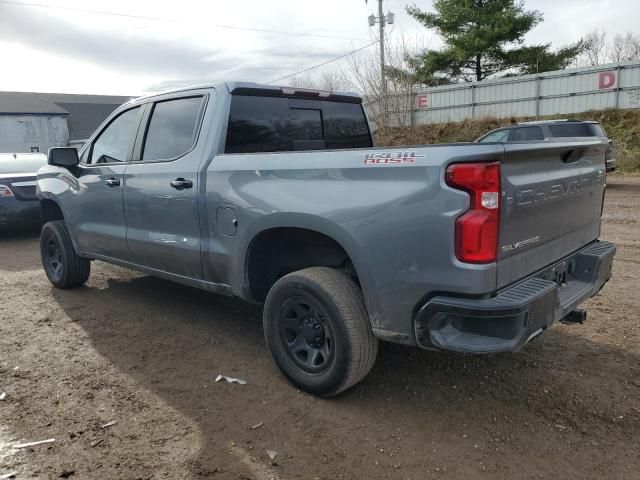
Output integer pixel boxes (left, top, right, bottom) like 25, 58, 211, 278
213, 24, 368, 42
267, 42, 378, 84
0, 0, 370, 42
0, 0, 171, 21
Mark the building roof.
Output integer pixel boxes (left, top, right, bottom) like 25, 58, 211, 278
55, 102, 126, 141
0, 91, 132, 140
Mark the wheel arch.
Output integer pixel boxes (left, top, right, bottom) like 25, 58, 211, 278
38, 195, 83, 255
240, 214, 380, 318
40, 197, 65, 224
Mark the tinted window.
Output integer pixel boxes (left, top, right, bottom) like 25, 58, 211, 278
142, 97, 203, 160
90, 107, 140, 164
225, 95, 372, 153
512, 126, 544, 141
478, 129, 510, 143
548, 123, 605, 138
289, 108, 323, 142
322, 101, 372, 149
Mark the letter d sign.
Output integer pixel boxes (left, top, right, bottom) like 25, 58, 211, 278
598, 71, 616, 89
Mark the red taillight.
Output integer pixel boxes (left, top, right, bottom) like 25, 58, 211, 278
0, 185, 14, 198
445, 162, 500, 264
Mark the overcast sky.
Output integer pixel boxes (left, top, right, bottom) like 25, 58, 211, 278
0, 0, 637, 95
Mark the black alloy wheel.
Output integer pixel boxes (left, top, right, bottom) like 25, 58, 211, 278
279, 296, 335, 374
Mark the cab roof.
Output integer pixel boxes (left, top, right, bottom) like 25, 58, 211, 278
129, 82, 363, 104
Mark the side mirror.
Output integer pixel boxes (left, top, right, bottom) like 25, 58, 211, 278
48, 147, 79, 167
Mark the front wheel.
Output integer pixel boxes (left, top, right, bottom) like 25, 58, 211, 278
263, 267, 378, 397
40, 220, 90, 289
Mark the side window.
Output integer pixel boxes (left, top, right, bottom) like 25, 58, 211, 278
225, 96, 311, 153
142, 96, 204, 161
478, 129, 510, 143
512, 126, 544, 141
89, 107, 140, 164
548, 123, 604, 137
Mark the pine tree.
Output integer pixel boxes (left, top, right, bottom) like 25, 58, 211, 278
405, 0, 583, 84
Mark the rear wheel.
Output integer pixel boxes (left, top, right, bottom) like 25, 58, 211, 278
40, 220, 90, 289
263, 267, 378, 396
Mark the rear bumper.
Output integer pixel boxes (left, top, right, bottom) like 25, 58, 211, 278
0, 198, 40, 228
414, 240, 616, 354
606, 158, 616, 172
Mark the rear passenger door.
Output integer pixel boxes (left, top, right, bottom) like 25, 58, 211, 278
123, 92, 209, 279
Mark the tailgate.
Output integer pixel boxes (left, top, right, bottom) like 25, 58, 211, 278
497, 140, 607, 289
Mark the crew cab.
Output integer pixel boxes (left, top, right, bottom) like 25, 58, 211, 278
37, 82, 616, 396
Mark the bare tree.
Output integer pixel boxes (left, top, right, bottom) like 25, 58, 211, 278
320, 71, 349, 91
342, 35, 424, 130
289, 70, 348, 91
608, 31, 640, 63
288, 35, 425, 130
579, 30, 640, 66
289, 74, 319, 89
581, 30, 607, 66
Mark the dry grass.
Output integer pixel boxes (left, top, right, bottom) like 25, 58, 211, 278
375, 109, 640, 173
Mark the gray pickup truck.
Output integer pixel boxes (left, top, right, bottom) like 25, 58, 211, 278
37, 82, 616, 396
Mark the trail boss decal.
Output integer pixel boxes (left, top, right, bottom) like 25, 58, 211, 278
364, 151, 425, 165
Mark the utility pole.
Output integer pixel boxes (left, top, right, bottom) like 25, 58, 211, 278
378, 0, 386, 129
367, 0, 394, 129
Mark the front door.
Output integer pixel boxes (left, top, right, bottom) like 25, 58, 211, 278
123, 94, 207, 279
72, 106, 143, 261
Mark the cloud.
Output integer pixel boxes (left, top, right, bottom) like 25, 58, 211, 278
0, 3, 353, 87
0, 5, 232, 78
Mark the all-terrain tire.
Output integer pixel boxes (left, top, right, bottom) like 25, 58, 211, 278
263, 267, 378, 397
40, 220, 90, 289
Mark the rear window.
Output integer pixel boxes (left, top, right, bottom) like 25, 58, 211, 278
224, 95, 372, 154
548, 123, 606, 138
512, 126, 544, 141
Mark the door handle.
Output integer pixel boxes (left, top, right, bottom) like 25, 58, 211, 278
170, 178, 193, 190
105, 178, 120, 187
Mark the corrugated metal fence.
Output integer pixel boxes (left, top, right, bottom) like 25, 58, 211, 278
368, 61, 640, 126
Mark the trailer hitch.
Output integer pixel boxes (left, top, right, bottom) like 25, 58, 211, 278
560, 308, 587, 325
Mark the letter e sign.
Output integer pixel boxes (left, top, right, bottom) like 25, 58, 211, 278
416, 94, 431, 109
598, 71, 616, 89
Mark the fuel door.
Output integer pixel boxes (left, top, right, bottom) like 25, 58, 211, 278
216, 206, 238, 236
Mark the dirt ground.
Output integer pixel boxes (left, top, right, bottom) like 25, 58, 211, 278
1, 176, 639, 480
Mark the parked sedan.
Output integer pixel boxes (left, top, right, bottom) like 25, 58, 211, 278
0, 153, 48, 229
475, 120, 616, 172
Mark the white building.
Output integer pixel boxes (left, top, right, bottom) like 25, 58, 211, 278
0, 91, 131, 153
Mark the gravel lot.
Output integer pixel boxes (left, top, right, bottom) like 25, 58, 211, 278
1, 176, 639, 480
